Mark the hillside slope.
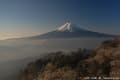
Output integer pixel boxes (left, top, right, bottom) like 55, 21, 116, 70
19, 38, 120, 80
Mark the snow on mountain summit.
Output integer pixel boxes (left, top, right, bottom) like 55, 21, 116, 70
28, 22, 116, 39
57, 22, 81, 32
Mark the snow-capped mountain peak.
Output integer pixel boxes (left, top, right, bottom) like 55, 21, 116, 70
28, 22, 116, 39
57, 22, 80, 32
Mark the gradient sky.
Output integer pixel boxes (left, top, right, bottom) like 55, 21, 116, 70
0, 0, 120, 39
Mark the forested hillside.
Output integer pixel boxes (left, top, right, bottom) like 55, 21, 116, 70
19, 39, 120, 80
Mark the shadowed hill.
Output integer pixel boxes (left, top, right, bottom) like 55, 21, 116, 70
19, 38, 120, 80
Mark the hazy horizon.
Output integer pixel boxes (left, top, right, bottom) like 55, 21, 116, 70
0, 37, 114, 80
0, 0, 120, 39
0, 0, 119, 80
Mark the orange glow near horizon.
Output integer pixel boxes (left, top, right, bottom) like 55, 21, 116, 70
0, 33, 41, 40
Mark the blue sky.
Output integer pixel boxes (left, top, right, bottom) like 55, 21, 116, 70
0, 0, 120, 39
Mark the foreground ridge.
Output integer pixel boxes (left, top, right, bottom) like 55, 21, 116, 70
19, 38, 120, 80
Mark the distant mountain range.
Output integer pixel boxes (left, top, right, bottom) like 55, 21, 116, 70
29, 22, 116, 39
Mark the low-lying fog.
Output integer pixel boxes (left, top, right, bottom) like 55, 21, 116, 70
0, 38, 113, 80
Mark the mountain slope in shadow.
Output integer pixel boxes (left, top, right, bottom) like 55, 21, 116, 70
30, 22, 116, 39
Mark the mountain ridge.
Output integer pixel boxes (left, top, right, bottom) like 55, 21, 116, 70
19, 39, 120, 80
30, 22, 116, 39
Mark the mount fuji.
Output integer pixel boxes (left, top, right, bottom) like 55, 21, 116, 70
30, 22, 116, 39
